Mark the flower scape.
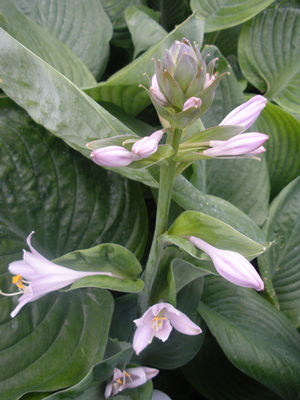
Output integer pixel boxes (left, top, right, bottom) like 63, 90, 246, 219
0, 6, 298, 399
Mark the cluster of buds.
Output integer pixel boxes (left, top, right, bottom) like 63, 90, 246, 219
145, 38, 227, 129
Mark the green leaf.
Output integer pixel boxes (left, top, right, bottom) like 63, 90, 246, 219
190, 0, 274, 32
36, 339, 133, 399
183, 332, 282, 400
258, 178, 300, 327
0, 106, 147, 263
172, 175, 266, 244
167, 211, 267, 258
198, 276, 300, 400
125, 6, 167, 58
12, 0, 113, 79
0, 0, 96, 86
84, 13, 205, 115
0, 289, 113, 400
190, 46, 270, 226
255, 101, 300, 198
238, 8, 300, 115
148, 0, 192, 31
0, 28, 158, 186
55, 243, 144, 293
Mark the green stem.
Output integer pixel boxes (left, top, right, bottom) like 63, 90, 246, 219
139, 128, 181, 312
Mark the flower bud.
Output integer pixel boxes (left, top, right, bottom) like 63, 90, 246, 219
203, 132, 268, 158
91, 146, 139, 167
131, 130, 165, 158
182, 96, 202, 112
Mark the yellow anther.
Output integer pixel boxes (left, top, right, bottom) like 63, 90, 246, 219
116, 379, 122, 385
12, 274, 25, 289
124, 371, 131, 378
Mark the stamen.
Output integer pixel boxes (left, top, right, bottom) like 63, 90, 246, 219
0, 289, 24, 297
12, 274, 25, 290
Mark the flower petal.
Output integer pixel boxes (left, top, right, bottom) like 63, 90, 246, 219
154, 319, 173, 342
132, 320, 154, 355
91, 146, 140, 167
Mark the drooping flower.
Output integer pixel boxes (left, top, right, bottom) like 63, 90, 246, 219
220, 95, 267, 131
91, 145, 140, 167
189, 236, 264, 291
0, 232, 118, 318
105, 367, 159, 398
131, 129, 165, 158
202, 132, 268, 158
133, 302, 202, 355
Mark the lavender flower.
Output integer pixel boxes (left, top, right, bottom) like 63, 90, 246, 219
220, 95, 267, 130
131, 130, 165, 158
189, 236, 264, 291
0, 232, 117, 318
105, 367, 159, 398
203, 132, 268, 157
91, 145, 140, 167
133, 302, 202, 355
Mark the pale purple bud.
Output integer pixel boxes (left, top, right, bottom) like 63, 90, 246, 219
105, 367, 159, 398
220, 95, 267, 130
131, 130, 165, 158
150, 74, 168, 106
91, 146, 140, 167
189, 236, 264, 291
6, 232, 117, 318
182, 96, 202, 112
133, 302, 202, 355
203, 132, 268, 158
203, 73, 216, 90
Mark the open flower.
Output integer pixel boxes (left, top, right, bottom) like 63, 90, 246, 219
105, 367, 159, 398
189, 236, 264, 291
0, 232, 117, 318
133, 302, 202, 355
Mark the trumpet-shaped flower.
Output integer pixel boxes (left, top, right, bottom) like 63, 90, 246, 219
131, 130, 165, 158
189, 236, 264, 291
220, 95, 267, 130
105, 367, 159, 398
1, 232, 118, 318
133, 302, 202, 355
91, 145, 140, 167
203, 132, 268, 158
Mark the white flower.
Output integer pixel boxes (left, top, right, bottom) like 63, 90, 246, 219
131, 130, 165, 158
1, 232, 117, 318
133, 302, 202, 355
189, 236, 264, 291
91, 146, 140, 167
105, 367, 159, 398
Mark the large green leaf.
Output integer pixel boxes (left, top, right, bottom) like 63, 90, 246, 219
148, 0, 192, 31
258, 178, 300, 327
125, 6, 167, 58
238, 8, 300, 115
198, 276, 300, 399
172, 175, 266, 244
0, 0, 95, 86
0, 289, 113, 400
190, 0, 274, 32
255, 101, 300, 198
0, 106, 147, 263
56, 243, 144, 293
84, 13, 205, 115
167, 210, 267, 258
183, 332, 282, 400
190, 46, 269, 226
0, 27, 158, 186
12, 0, 113, 79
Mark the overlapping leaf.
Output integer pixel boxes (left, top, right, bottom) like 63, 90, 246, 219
12, 0, 113, 78
190, 0, 274, 32
255, 101, 300, 198
238, 8, 300, 115
258, 178, 300, 327
0, 0, 95, 86
198, 276, 300, 399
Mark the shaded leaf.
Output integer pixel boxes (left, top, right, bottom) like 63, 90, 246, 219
12, 0, 113, 79
0, 0, 95, 86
